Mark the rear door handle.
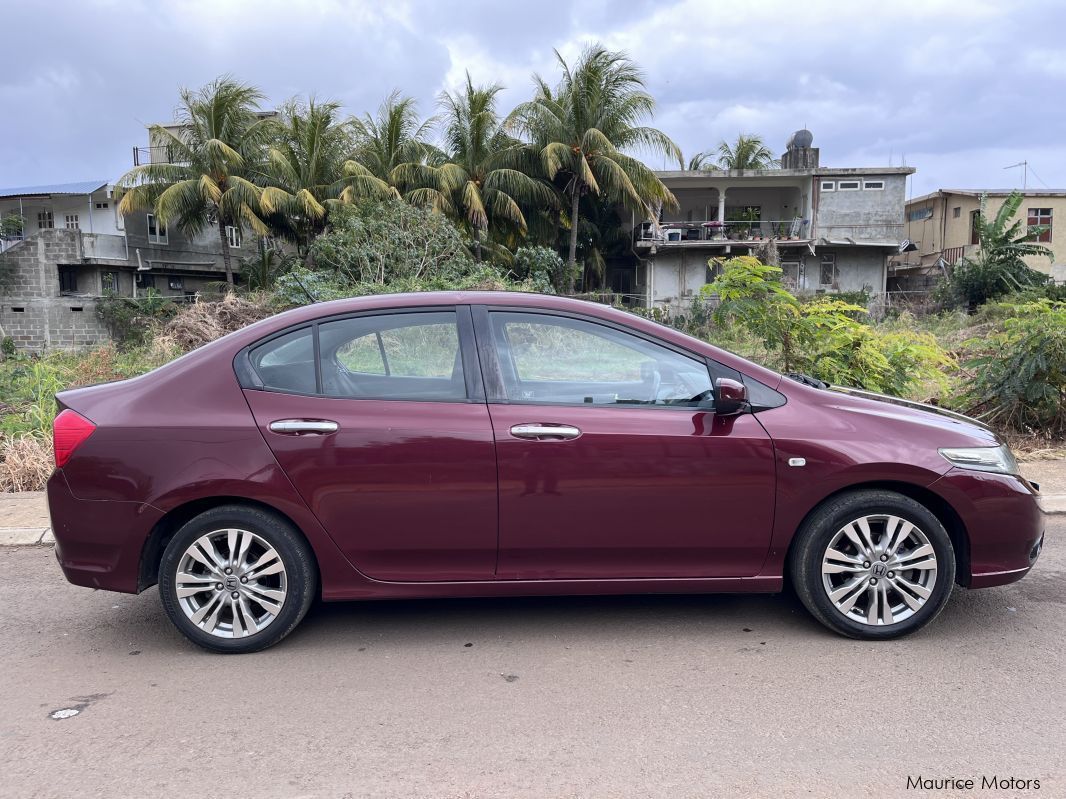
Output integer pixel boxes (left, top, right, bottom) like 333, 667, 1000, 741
269, 419, 339, 435
509, 424, 581, 440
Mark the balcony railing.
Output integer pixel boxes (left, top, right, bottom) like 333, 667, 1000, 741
637, 218, 810, 244
81, 233, 129, 261
132, 145, 187, 166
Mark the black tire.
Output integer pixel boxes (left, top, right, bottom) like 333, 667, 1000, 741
159, 504, 317, 654
789, 490, 956, 640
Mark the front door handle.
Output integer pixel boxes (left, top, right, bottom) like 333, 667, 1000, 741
269, 419, 339, 435
509, 424, 581, 440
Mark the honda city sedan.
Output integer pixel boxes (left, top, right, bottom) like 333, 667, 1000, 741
47, 292, 1044, 652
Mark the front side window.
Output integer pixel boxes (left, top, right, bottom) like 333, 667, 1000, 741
37, 210, 54, 229
65, 214, 80, 230
1027, 208, 1052, 243
101, 271, 117, 293
226, 225, 242, 248
319, 312, 465, 401
489, 312, 712, 407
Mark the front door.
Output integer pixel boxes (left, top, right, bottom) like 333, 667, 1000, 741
241, 307, 498, 581
476, 309, 776, 580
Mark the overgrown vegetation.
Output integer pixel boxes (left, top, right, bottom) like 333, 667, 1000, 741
702, 256, 952, 397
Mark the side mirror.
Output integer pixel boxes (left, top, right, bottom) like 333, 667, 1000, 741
714, 377, 749, 416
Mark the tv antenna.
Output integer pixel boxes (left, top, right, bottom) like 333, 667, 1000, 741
1003, 161, 1028, 190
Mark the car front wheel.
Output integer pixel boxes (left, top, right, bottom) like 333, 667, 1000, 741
790, 490, 956, 639
159, 505, 317, 654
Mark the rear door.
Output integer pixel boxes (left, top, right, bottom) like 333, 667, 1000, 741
474, 307, 776, 580
240, 306, 498, 581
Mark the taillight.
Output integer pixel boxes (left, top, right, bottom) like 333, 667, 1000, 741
53, 409, 96, 468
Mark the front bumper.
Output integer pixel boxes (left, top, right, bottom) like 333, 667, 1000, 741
47, 471, 164, 594
932, 468, 1044, 589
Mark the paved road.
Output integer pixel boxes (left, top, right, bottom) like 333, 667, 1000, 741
2, 521, 1063, 799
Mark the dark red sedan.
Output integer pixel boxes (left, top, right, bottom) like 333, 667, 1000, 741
47, 292, 1044, 652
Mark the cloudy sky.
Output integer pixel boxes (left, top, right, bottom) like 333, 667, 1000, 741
2, 0, 1064, 197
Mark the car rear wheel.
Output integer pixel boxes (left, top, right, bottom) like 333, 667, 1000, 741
789, 490, 956, 640
159, 505, 317, 653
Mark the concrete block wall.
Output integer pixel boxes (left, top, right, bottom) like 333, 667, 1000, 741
0, 298, 110, 352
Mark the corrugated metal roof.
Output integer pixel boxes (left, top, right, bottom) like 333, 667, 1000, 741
0, 180, 109, 199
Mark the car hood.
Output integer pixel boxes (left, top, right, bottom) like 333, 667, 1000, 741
822, 385, 999, 446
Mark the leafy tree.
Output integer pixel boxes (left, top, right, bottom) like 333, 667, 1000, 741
257, 99, 392, 255
942, 191, 1053, 307
1, 213, 24, 239
686, 152, 713, 171
350, 91, 439, 189
510, 44, 681, 290
402, 75, 555, 262
309, 198, 476, 287
116, 77, 274, 284
715, 134, 779, 170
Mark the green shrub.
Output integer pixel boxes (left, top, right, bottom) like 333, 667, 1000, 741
955, 300, 1066, 434
511, 246, 564, 294
95, 289, 178, 348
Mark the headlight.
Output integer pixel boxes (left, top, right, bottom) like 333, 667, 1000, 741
938, 444, 1020, 475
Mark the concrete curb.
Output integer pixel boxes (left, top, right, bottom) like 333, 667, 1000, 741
1041, 494, 1066, 515
0, 527, 53, 546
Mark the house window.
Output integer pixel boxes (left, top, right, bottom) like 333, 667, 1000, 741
781, 261, 800, 290
37, 211, 54, 229
58, 265, 78, 293
101, 271, 118, 293
95, 202, 109, 210
136, 272, 155, 289
819, 254, 837, 287
147, 213, 168, 245
820, 181, 835, 191
65, 214, 80, 230
1027, 208, 1052, 243
862, 180, 884, 190
907, 206, 933, 222
168, 275, 184, 290
226, 225, 242, 248
952, 206, 961, 219
970, 210, 981, 245
837, 180, 860, 191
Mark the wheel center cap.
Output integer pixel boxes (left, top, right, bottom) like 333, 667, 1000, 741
871, 562, 888, 578
224, 575, 240, 591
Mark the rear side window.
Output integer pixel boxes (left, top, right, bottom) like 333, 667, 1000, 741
249, 327, 316, 394
318, 312, 466, 401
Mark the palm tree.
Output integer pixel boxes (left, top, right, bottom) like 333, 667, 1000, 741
350, 91, 439, 189
716, 134, 779, 170
116, 77, 273, 284
402, 74, 555, 261
258, 98, 393, 256
686, 151, 713, 171
510, 44, 681, 290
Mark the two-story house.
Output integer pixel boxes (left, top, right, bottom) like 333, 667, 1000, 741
894, 189, 1066, 291
0, 128, 254, 351
625, 130, 914, 309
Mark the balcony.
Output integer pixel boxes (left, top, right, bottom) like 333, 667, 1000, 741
636, 218, 811, 246
132, 145, 187, 166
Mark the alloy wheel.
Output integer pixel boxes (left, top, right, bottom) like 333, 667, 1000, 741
175, 528, 288, 639
820, 514, 938, 626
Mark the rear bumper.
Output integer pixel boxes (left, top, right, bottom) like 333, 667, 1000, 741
932, 469, 1044, 589
47, 471, 163, 594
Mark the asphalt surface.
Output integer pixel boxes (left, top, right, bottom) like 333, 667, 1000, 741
1, 521, 1063, 799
